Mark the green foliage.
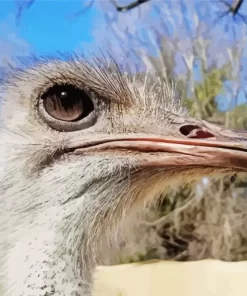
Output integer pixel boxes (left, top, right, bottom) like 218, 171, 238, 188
224, 104, 247, 129
183, 65, 230, 120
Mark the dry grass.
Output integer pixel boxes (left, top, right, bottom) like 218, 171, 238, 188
117, 176, 247, 263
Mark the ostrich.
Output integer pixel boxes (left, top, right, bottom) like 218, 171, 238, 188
1, 55, 247, 296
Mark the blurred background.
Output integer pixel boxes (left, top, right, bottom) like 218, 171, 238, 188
2, 0, 247, 264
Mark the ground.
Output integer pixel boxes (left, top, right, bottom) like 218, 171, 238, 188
93, 259, 247, 296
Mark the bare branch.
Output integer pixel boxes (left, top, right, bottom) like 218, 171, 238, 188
109, 0, 150, 12
15, 0, 35, 25
215, 0, 247, 24
68, 0, 95, 20
221, 0, 245, 16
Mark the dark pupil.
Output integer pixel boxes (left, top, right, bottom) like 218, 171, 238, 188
43, 84, 94, 122
51, 86, 82, 113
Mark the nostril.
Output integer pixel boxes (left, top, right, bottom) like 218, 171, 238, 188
180, 125, 200, 136
179, 124, 215, 139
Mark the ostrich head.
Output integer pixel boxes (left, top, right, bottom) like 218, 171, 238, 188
1, 56, 247, 296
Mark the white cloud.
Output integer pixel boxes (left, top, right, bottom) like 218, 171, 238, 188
0, 14, 31, 67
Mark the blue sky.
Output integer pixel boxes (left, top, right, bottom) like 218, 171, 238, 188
0, 0, 247, 110
0, 0, 102, 55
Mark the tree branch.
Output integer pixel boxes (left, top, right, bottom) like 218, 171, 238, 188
109, 0, 150, 12
215, 0, 247, 24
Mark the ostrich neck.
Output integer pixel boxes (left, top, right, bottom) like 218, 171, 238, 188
0, 155, 137, 296
1, 200, 95, 296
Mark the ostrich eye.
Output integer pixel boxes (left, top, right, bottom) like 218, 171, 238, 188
39, 84, 97, 132
42, 84, 94, 122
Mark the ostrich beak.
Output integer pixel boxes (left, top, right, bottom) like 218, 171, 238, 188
70, 121, 247, 172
